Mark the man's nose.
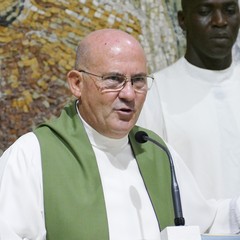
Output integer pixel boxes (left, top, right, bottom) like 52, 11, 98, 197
118, 81, 136, 100
212, 10, 227, 27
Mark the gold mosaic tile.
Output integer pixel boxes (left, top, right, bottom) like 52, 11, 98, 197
0, 0, 183, 153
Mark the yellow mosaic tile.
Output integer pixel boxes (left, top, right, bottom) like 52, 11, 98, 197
0, 0, 183, 153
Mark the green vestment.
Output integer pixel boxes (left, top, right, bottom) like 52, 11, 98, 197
34, 102, 174, 240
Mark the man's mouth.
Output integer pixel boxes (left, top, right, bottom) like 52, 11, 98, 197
211, 32, 229, 39
116, 109, 134, 117
119, 108, 133, 112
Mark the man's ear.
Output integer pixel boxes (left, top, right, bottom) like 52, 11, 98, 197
178, 10, 186, 31
67, 70, 82, 98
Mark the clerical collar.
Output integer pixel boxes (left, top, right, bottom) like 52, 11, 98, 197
75, 100, 128, 151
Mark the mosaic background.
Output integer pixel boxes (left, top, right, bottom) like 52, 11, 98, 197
0, 0, 240, 154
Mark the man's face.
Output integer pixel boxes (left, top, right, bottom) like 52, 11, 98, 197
77, 37, 147, 139
180, 0, 240, 60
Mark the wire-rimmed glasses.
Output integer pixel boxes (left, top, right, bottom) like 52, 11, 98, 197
78, 69, 154, 93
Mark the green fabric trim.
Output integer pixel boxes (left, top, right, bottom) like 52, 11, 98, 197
34, 102, 174, 240
129, 127, 175, 230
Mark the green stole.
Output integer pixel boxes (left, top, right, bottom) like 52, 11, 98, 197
34, 102, 174, 240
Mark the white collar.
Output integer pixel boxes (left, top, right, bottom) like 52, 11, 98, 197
75, 101, 128, 152
182, 57, 235, 84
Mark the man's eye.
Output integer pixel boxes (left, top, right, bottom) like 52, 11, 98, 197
225, 5, 238, 15
198, 7, 211, 16
104, 75, 123, 83
132, 76, 146, 83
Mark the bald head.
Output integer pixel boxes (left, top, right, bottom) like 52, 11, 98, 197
75, 29, 146, 70
68, 29, 148, 138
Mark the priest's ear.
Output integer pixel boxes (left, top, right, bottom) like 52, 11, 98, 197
67, 70, 83, 98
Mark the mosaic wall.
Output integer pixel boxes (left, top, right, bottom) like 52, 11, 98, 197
0, 0, 239, 153
0, 0, 181, 153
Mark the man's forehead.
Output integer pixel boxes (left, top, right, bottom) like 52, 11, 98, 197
182, 0, 239, 9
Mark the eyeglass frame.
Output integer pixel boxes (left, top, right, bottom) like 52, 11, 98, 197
77, 69, 154, 93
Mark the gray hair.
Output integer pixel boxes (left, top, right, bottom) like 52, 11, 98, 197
74, 40, 90, 70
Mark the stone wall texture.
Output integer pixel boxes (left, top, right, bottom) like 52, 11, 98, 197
0, 0, 240, 153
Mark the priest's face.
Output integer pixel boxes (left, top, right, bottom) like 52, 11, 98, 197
179, 0, 240, 60
70, 30, 148, 139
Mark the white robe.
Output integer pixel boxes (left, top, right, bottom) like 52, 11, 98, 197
138, 57, 240, 200
0, 108, 240, 240
1, 129, 240, 238
0, 123, 160, 239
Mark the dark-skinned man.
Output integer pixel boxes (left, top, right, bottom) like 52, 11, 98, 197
138, 0, 240, 200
